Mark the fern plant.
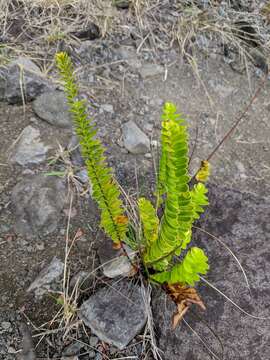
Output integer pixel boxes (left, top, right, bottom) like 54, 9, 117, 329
56, 52, 211, 325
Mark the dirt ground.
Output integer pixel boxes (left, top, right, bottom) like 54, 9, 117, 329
0, 1, 270, 359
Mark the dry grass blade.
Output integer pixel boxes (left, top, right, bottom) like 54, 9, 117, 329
193, 225, 251, 291
183, 318, 222, 360
141, 281, 163, 360
200, 276, 270, 320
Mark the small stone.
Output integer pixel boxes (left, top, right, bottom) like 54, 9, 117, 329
122, 120, 150, 154
1, 321, 11, 330
68, 135, 84, 166
100, 104, 114, 113
151, 140, 158, 148
75, 169, 89, 184
36, 243, 45, 251
11, 174, 67, 237
144, 153, 152, 159
63, 341, 84, 356
9, 125, 50, 166
139, 64, 164, 79
32, 91, 72, 128
73, 23, 101, 40
69, 271, 94, 290
88, 350, 96, 358
7, 346, 16, 354
98, 239, 136, 278
143, 122, 153, 133
89, 336, 99, 348
27, 257, 64, 298
79, 279, 147, 350
114, 0, 130, 9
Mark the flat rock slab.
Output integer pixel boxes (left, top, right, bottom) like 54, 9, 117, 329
32, 91, 72, 128
152, 184, 270, 360
11, 174, 67, 237
9, 125, 50, 166
79, 280, 147, 350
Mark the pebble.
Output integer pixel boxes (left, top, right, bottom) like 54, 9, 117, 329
122, 120, 150, 154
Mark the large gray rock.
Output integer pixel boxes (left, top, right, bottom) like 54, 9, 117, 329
122, 120, 150, 154
9, 125, 50, 166
32, 91, 72, 128
152, 185, 270, 360
79, 280, 147, 349
27, 257, 64, 298
0, 57, 53, 104
11, 175, 67, 237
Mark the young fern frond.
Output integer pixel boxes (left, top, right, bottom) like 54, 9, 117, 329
55, 52, 128, 244
144, 103, 209, 284
138, 198, 159, 246
144, 103, 193, 270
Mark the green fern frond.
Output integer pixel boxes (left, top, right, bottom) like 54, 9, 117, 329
191, 182, 209, 220
138, 198, 159, 246
151, 247, 209, 286
144, 103, 193, 269
55, 52, 128, 244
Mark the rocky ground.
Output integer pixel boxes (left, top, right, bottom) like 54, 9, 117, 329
0, 1, 270, 360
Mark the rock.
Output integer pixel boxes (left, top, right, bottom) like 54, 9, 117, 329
114, 0, 130, 9
152, 184, 270, 359
73, 23, 101, 40
75, 169, 89, 184
79, 279, 147, 349
68, 135, 85, 166
1, 321, 11, 330
69, 271, 95, 290
32, 91, 72, 128
100, 103, 114, 113
11, 174, 67, 237
62, 341, 84, 356
98, 239, 136, 278
89, 336, 99, 348
139, 64, 164, 79
27, 257, 64, 298
122, 120, 150, 154
88, 350, 96, 358
9, 126, 50, 166
2, 57, 53, 104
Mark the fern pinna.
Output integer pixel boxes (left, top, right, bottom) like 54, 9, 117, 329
56, 52, 128, 245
